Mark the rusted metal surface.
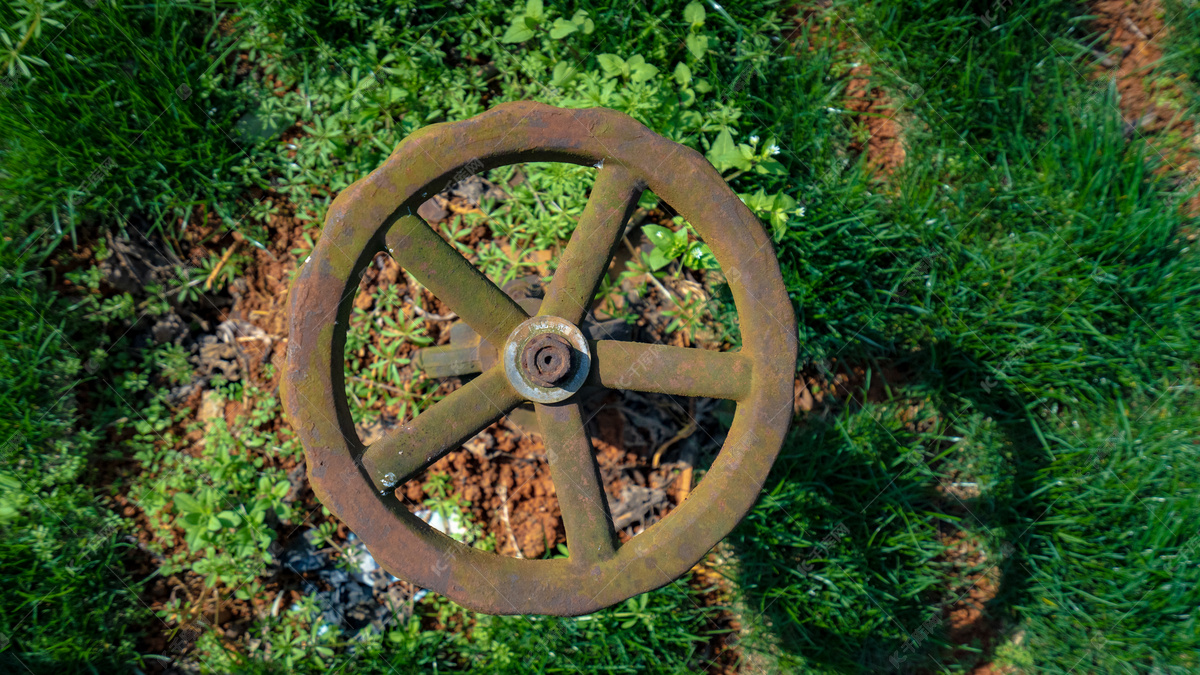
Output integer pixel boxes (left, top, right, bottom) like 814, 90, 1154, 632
588, 340, 753, 401
538, 401, 617, 561
359, 366, 523, 489
538, 163, 642, 325
386, 213, 528, 347
284, 101, 797, 616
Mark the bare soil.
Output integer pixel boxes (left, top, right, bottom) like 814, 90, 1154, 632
1091, 0, 1200, 213
789, 2, 909, 174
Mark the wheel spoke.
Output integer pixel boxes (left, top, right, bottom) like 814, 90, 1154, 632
589, 340, 753, 401
539, 164, 643, 325
536, 402, 617, 563
386, 214, 528, 346
360, 366, 523, 491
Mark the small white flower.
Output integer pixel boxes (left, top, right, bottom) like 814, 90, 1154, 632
749, 135, 759, 144
795, 207, 806, 217
769, 144, 780, 155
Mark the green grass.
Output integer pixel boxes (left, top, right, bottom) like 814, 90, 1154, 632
0, 0, 260, 241
0, 226, 146, 672
1160, 0, 1200, 92
1013, 389, 1200, 673
2, 0, 1200, 672
725, 1, 1200, 671
728, 401, 963, 672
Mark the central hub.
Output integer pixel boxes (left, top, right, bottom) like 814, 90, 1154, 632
502, 316, 591, 404
521, 333, 572, 387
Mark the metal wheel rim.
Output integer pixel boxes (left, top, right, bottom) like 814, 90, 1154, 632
284, 101, 796, 616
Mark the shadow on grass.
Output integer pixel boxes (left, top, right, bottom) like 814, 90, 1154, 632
723, 345, 1056, 673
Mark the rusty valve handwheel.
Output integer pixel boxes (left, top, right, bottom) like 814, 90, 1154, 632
284, 102, 796, 616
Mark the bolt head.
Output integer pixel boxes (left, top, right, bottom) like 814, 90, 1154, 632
521, 333, 572, 387
501, 315, 591, 404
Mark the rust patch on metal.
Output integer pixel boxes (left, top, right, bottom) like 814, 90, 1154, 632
284, 101, 797, 616
521, 333, 572, 387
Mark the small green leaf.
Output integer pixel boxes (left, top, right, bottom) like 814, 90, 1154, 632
597, 54, 625, 77
216, 510, 242, 527
707, 129, 751, 172
173, 493, 202, 514
770, 212, 788, 241
501, 21, 535, 43
549, 18, 576, 39
552, 61, 579, 86
628, 55, 658, 83
683, 1, 706, 26
672, 227, 690, 251
686, 33, 708, 60
755, 158, 788, 176
643, 224, 674, 249
525, 0, 544, 20
684, 242, 719, 270
571, 9, 593, 34
673, 62, 692, 87
739, 188, 773, 212
645, 249, 673, 272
